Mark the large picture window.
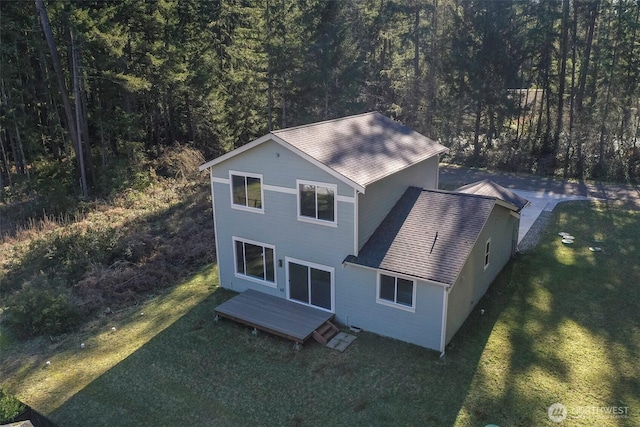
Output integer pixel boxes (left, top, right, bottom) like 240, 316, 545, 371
377, 273, 416, 311
297, 180, 336, 224
233, 238, 275, 286
230, 172, 263, 211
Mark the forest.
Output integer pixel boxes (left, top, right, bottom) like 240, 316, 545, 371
1, 0, 639, 212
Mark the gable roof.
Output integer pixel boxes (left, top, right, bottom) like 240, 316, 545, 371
199, 112, 448, 191
456, 180, 529, 212
347, 187, 498, 285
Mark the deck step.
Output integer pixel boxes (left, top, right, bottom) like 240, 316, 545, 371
312, 320, 339, 345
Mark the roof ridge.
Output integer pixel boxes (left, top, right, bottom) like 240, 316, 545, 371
456, 179, 492, 190
272, 111, 378, 134
421, 187, 498, 202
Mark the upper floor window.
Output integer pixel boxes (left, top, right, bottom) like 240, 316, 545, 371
297, 180, 336, 225
230, 171, 263, 212
377, 273, 416, 312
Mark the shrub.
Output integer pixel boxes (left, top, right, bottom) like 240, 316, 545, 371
0, 387, 26, 423
154, 144, 205, 182
5, 276, 79, 337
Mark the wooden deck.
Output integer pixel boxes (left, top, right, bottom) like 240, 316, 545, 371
214, 289, 335, 343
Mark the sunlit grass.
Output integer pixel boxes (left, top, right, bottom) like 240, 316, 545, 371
0, 265, 217, 415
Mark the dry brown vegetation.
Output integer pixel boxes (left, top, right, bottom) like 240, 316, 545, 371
0, 146, 215, 336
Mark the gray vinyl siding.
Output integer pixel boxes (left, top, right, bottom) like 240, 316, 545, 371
358, 155, 439, 249
445, 205, 519, 344
337, 264, 445, 350
211, 139, 356, 303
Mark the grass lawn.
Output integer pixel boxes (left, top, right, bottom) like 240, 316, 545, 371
1, 201, 638, 426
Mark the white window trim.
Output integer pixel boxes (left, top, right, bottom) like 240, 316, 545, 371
229, 170, 265, 213
484, 238, 491, 270
285, 256, 335, 313
296, 179, 338, 227
232, 237, 277, 288
376, 272, 417, 313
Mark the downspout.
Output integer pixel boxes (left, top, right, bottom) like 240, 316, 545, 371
439, 286, 450, 358
353, 188, 360, 256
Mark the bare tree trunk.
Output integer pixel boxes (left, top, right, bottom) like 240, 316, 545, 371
78, 48, 95, 187
564, 0, 578, 178
280, 0, 287, 129
473, 99, 482, 162
0, 129, 12, 191
576, 1, 598, 113
185, 91, 195, 142
412, 6, 420, 124
554, 0, 570, 154
34, 0, 87, 197
266, 0, 273, 131
95, 91, 108, 167
71, 30, 88, 198
0, 78, 29, 184
425, 0, 438, 135
0, 163, 4, 201
0, 131, 6, 200
575, 2, 599, 178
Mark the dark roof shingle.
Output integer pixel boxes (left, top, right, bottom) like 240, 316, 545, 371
272, 112, 448, 187
351, 187, 497, 285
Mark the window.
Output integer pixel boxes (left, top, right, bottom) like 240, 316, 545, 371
297, 180, 336, 224
377, 273, 415, 311
233, 238, 275, 286
230, 172, 263, 211
484, 238, 491, 269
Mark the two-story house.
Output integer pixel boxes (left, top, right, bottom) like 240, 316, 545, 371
199, 112, 528, 354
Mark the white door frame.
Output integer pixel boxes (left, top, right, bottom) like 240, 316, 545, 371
285, 256, 335, 313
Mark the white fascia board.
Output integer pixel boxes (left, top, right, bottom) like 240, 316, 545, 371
209, 170, 221, 271
343, 261, 451, 288
198, 134, 273, 171
495, 198, 521, 212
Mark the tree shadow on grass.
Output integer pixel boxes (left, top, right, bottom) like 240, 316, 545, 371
456, 201, 640, 426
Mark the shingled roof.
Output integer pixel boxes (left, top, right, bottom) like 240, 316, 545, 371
456, 180, 529, 212
348, 187, 499, 285
200, 112, 448, 190
272, 112, 447, 187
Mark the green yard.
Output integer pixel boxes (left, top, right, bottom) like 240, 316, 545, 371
2, 201, 638, 426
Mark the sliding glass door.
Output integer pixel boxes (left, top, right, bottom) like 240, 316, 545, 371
286, 258, 333, 312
